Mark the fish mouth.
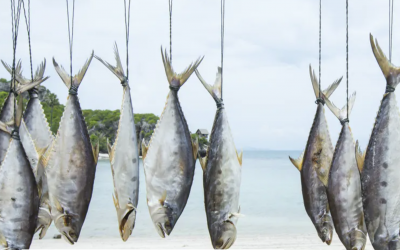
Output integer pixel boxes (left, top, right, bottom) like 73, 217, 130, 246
119, 209, 135, 241
62, 233, 76, 245
155, 221, 173, 238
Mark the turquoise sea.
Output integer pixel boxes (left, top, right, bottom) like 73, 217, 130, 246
40, 150, 315, 239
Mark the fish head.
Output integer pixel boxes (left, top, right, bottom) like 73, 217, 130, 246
349, 228, 367, 250
54, 212, 79, 244
35, 207, 52, 239
118, 206, 137, 241
211, 220, 237, 249
151, 204, 176, 238
316, 214, 333, 245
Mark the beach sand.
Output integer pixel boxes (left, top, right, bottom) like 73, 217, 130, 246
31, 234, 374, 249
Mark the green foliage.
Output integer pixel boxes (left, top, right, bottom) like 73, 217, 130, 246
191, 133, 209, 147
0, 92, 9, 111
0, 78, 7, 84
134, 113, 159, 124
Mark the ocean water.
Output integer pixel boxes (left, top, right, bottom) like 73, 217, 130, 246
40, 150, 316, 239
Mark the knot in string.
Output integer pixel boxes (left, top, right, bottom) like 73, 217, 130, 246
169, 85, 180, 92
29, 87, 39, 98
11, 129, 20, 140
386, 86, 396, 93
121, 77, 128, 87
217, 102, 225, 110
340, 118, 349, 125
69, 85, 78, 95
315, 98, 325, 105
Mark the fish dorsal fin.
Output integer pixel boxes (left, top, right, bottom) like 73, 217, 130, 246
355, 140, 365, 173
53, 51, 94, 91
324, 92, 356, 123
161, 47, 203, 88
195, 67, 222, 104
92, 141, 100, 165
289, 152, 304, 171
40, 140, 55, 169
94, 43, 126, 83
370, 34, 400, 89
309, 65, 343, 99
192, 137, 199, 161
141, 139, 149, 160
199, 156, 207, 172
236, 150, 243, 166
159, 190, 167, 206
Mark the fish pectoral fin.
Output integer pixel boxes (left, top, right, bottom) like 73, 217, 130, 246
94, 43, 126, 82
192, 137, 199, 161
92, 141, 100, 165
355, 140, 365, 173
37, 179, 43, 199
161, 47, 204, 87
288, 152, 304, 171
229, 212, 245, 218
52, 196, 64, 214
0, 232, 7, 248
236, 150, 243, 166
316, 167, 329, 187
159, 190, 167, 206
112, 193, 119, 209
141, 138, 149, 160
0, 121, 11, 134
199, 156, 207, 172
39, 141, 54, 169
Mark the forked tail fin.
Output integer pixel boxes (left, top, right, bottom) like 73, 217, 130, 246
324, 92, 356, 124
370, 34, 400, 90
195, 67, 222, 104
94, 43, 126, 84
161, 47, 203, 89
53, 51, 94, 92
309, 65, 343, 100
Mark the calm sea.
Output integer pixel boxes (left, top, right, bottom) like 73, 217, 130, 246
40, 150, 315, 239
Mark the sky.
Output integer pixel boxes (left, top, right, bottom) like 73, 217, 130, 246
0, 0, 396, 151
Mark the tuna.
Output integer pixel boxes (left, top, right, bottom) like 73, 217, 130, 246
195, 67, 242, 249
41, 52, 99, 244
317, 93, 367, 250
358, 34, 400, 250
289, 66, 342, 245
141, 48, 202, 238
94, 44, 139, 241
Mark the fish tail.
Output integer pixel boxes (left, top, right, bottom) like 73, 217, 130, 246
161, 46, 203, 89
370, 34, 400, 90
34, 58, 47, 81
195, 67, 222, 104
309, 65, 343, 100
324, 92, 356, 123
94, 43, 126, 84
53, 51, 94, 91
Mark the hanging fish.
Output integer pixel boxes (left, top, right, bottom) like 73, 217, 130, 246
94, 44, 139, 241
41, 52, 99, 244
194, 67, 242, 249
0, 95, 39, 249
289, 66, 342, 245
357, 34, 400, 250
141, 48, 202, 238
3, 59, 53, 239
316, 93, 367, 250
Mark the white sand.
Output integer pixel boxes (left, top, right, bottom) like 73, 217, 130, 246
30, 234, 374, 249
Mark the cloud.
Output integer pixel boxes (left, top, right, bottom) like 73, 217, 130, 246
0, 0, 396, 150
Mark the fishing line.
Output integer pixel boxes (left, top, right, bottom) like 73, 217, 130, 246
169, 0, 173, 63
22, 0, 33, 82
66, 0, 75, 89
389, 0, 394, 62
124, 0, 131, 81
221, 0, 225, 101
346, 0, 349, 122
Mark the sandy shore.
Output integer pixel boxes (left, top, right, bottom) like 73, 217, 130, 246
31, 234, 374, 249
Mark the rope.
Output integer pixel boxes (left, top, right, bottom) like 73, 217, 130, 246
124, 0, 131, 82
319, 0, 322, 101
22, 0, 33, 82
346, 0, 349, 121
221, 0, 225, 101
66, 0, 75, 90
389, 0, 394, 62
169, 0, 173, 63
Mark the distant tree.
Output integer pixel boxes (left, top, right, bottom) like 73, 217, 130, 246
0, 78, 7, 84
44, 93, 60, 130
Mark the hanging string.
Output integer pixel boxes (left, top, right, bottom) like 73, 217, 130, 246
221, 0, 225, 101
124, 0, 131, 81
66, 0, 75, 89
169, 0, 173, 63
389, 0, 394, 62
22, 0, 33, 82
318, 0, 322, 101
346, 0, 349, 122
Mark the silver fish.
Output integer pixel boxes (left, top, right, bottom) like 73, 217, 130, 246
41, 52, 99, 244
5, 59, 53, 239
195, 67, 242, 249
318, 93, 367, 250
289, 66, 342, 245
141, 48, 202, 238
359, 34, 400, 250
94, 44, 139, 241
0, 96, 39, 249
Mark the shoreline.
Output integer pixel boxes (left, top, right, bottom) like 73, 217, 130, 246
98, 153, 143, 160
